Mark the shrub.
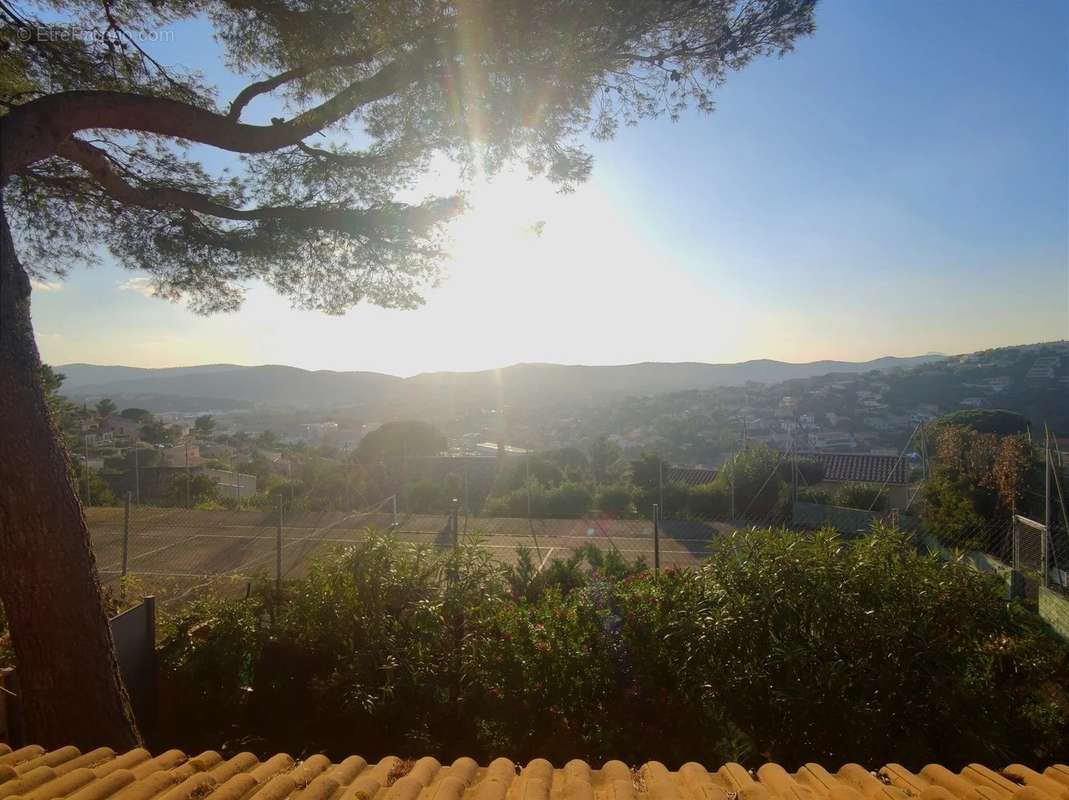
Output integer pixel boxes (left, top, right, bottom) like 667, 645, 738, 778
544, 481, 593, 517
156, 529, 1069, 766
594, 484, 634, 514
714, 445, 788, 520
74, 467, 117, 506
163, 472, 219, 507
482, 482, 547, 517
634, 481, 690, 517
404, 478, 445, 512
835, 482, 888, 511
686, 482, 730, 516
796, 486, 834, 505
157, 594, 266, 749
483, 481, 593, 518
0, 604, 13, 668
677, 527, 1069, 764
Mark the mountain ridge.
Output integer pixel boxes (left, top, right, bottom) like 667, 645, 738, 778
55, 353, 947, 412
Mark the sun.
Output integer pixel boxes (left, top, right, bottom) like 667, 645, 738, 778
445, 170, 556, 273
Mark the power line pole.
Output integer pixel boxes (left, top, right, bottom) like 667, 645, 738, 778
730, 451, 736, 522
133, 445, 140, 505
121, 491, 131, 585
84, 433, 91, 506
185, 435, 191, 507
790, 432, 798, 505
653, 504, 660, 572
658, 457, 664, 515
276, 495, 283, 600
1044, 427, 1052, 588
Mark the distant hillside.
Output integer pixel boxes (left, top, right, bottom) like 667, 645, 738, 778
59, 364, 404, 410
56, 354, 944, 412
403, 357, 945, 410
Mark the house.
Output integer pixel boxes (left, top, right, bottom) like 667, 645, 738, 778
475, 442, 530, 456
300, 422, 339, 441
863, 417, 893, 431
984, 376, 1012, 393
203, 468, 257, 499
100, 416, 142, 441
798, 451, 914, 509
808, 431, 856, 451
199, 442, 235, 459
120, 464, 255, 502
160, 443, 206, 468
664, 466, 718, 487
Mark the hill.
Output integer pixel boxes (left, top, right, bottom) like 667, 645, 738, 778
55, 354, 945, 412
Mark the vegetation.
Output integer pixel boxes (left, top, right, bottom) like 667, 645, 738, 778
163, 473, 220, 508
355, 421, 446, 462
158, 527, 1069, 766
833, 482, 888, 512
931, 408, 1031, 436
74, 468, 118, 507
922, 424, 1037, 549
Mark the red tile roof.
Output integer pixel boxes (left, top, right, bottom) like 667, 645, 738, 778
0, 744, 1066, 800
801, 452, 912, 485
665, 466, 719, 487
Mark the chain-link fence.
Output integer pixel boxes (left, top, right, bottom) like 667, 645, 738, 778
85, 493, 1068, 610
88, 501, 794, 606
88, 498, 401, 607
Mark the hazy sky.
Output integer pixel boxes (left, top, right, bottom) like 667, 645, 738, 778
30, 0, 1069, 376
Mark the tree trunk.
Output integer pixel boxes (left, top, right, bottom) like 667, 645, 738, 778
0, 191, 140, 750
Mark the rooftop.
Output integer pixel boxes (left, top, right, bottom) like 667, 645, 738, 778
800, 452, 913, 485
665, 466, 719, 487
1, 744, 1066, 800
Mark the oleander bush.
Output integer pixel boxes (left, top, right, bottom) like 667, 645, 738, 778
157, 527, 1069, 766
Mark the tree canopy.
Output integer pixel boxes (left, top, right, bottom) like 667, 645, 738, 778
355, 420, 446, 461
2, 0, 816, 313
932, 409, 1031, 436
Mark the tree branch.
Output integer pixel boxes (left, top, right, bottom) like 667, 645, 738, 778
1, 39, 440, 181
55, 137, 461, 236
227, 48, 380, 121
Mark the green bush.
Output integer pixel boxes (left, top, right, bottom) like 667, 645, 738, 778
714, 445, 789, 520
404, 478, 446, 512
0, 604, 13, 668
544, 481, 593, 517
482, 482, 546, 516
594, 484, 634, 514
483, 481, 593, 518
157, 594, 266, 745
634, 481, 690, 517
74, 467, 117, 506
686, 481, 730, 516
796, 486, 834, 505
675, 527, 1069, 764
834, 482, 888, 512
156, 529, 1069, 766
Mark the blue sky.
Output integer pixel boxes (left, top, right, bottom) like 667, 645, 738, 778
30, 0, 1069, 376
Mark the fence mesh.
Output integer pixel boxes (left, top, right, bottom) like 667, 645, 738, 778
86, 495, 1066, 609
89, 503, 790, 606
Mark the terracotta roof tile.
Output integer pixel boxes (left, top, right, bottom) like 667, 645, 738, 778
0, 747, 1065, 800
665, 467, 718, 487
801, 452, 912, 485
